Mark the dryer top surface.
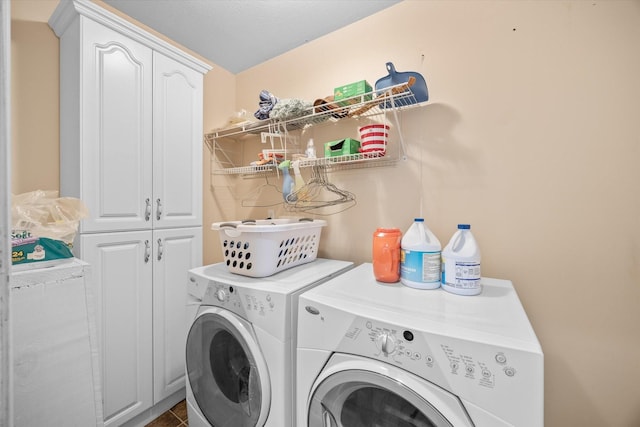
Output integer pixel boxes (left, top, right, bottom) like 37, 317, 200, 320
190, 258, 353, 296
299, 263, 541, 353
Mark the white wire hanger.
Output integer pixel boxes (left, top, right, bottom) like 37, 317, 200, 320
241, 174, 283, 207
283, 165, 356, 215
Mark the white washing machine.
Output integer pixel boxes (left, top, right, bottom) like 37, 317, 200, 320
185, 258, 353, 427
297, 263, 543, 427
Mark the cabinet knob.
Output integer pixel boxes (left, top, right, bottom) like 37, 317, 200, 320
157, 238, 164, 261
145, 198, 151, 221
144, 240, 150, 263
156, 198, 163, 221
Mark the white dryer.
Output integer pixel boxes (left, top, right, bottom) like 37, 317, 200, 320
185, 258, 352, 427
297, 263, 543, 427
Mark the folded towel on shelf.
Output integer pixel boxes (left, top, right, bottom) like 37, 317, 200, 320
254, 89, 278, 120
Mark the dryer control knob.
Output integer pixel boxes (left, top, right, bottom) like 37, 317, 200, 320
377, 333, 396, 356
215, 289, 226, 302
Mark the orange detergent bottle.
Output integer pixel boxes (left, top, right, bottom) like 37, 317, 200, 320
372, 228, 402, 283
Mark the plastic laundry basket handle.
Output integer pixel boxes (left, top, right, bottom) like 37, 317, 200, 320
218, 223, 238, 229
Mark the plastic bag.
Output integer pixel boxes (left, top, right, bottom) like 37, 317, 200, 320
11, 190, 88, 245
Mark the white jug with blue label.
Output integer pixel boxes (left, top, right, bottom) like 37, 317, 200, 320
441, 224, 482, 296
400, 218, 442, 289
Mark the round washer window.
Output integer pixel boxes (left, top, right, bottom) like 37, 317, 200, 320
341, 385, 436, 427
186, 309, 268, 426
309, 370, 452, 427
210, 329, 252, 405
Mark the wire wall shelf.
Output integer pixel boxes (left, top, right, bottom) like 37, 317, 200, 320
205, 81, 421, 176
209, 152, 398, 177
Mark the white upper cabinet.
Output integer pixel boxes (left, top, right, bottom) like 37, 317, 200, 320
50, 0, 209, 233
153, 52, 203, 229
76, 19, 153, 232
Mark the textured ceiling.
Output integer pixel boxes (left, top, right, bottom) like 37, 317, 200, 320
102, 0, 401, 74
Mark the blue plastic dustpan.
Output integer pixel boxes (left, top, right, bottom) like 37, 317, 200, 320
375, 62, 428, 108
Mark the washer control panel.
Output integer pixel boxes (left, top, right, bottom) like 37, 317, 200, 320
203, 281, 277, 315
202, 281, 242, 311
187, 273, 278, 319
335, 316, 540, 400
191, 276, 288, 339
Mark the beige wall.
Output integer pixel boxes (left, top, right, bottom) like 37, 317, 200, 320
236, 1, 640, 426
10, 0, 59, 193
237, 0, 640, 427
10, 0, 640, 426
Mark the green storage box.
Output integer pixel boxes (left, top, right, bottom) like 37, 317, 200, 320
334, 80, 372, 106
324, 138, 361, 157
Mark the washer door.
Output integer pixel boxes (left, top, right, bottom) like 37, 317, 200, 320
186, 307, 271, 427
308, 354, 473, 427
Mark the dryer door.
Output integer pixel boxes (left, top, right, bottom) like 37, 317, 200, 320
307, 354, 473, 427
186, 307, 270, 427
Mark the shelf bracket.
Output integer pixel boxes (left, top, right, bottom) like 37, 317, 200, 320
389, 103, 408, 161
260, 132, 283, 144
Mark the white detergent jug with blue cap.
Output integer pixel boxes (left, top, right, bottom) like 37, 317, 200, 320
400, 218, 441, 289
441, 224, 482, 296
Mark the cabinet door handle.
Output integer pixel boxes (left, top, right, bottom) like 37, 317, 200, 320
144, 240, 150, 263
156, 198, 163, 221
144, 198, 151, 221
157, 238, 164, 261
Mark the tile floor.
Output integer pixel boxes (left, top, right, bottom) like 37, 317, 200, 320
145, 400, 188, 427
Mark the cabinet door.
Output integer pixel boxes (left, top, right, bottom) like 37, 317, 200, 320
79, 231, 153, 427
79, 19, 153, 233
152, 52, 203, 229
152, 227, 203, 402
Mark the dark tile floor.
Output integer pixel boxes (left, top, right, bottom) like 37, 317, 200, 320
145, 400, 188, 427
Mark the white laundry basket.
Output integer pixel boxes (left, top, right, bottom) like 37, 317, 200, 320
212, 218, 326, 277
